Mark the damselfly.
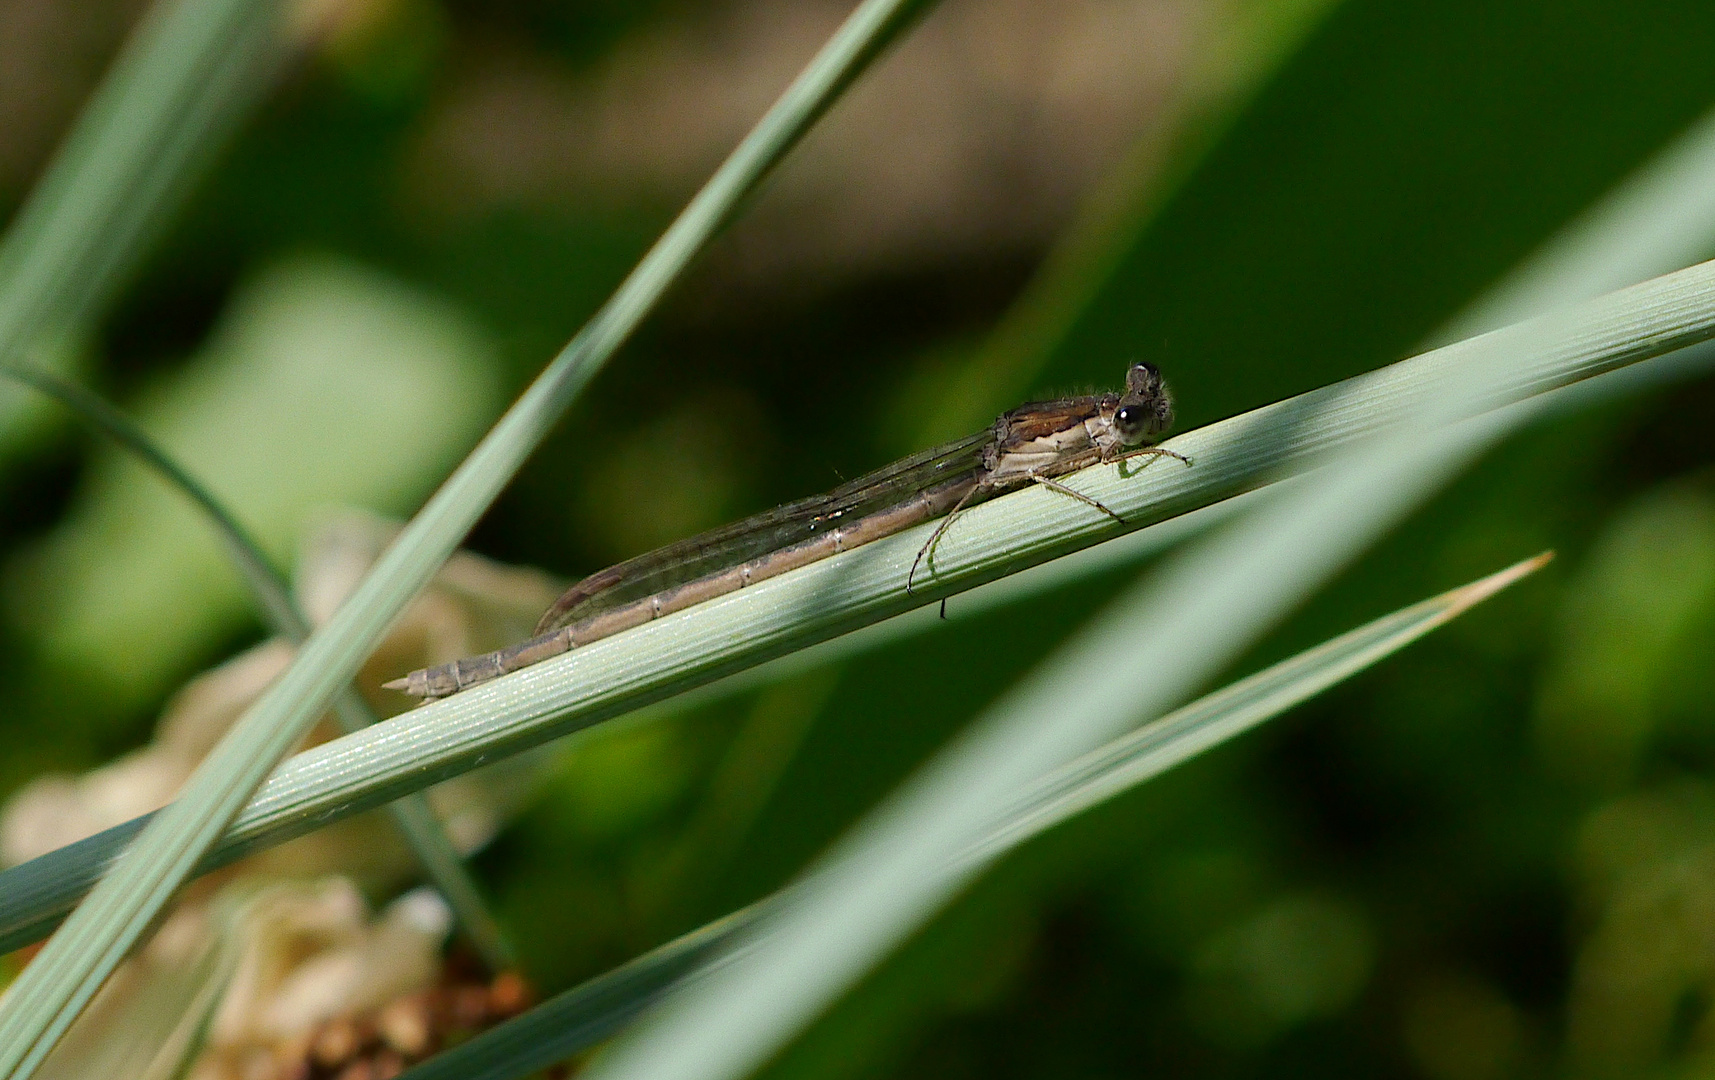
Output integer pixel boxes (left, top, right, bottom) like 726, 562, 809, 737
387, 363, 1185, 699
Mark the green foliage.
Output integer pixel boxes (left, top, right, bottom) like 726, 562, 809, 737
5, 0, 1715, 1076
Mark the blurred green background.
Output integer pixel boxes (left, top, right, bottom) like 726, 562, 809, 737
5, 0, 1715, 1076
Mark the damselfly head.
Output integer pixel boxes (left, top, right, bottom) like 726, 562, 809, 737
1114, 361, 1173, 444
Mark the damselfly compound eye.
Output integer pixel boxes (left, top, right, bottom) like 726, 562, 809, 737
1114, 402, 1161, 444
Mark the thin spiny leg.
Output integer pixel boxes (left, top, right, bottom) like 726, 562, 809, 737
1031, 475, 1125, 524
1115, 445, 1192, 469
908, 484, 984, 594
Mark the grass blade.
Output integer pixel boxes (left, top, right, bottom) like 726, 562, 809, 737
0, 1, 936, 1072
0, 492, 1242, 954
402, 912, 755, 1080
395, 553, 1549, 1080
964, 552, 1552, 860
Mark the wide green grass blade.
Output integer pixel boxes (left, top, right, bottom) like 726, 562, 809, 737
0, 0, 935, 1072
395, 553, 1549, 1080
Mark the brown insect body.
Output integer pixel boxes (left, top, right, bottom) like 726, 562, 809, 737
387, 363, 1178, 700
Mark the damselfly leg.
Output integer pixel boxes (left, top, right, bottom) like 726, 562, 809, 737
1114, 445, 1192, 477
906, 470, 1134, 595
907, 482, 983, 594
1030, 475, 1126, 523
